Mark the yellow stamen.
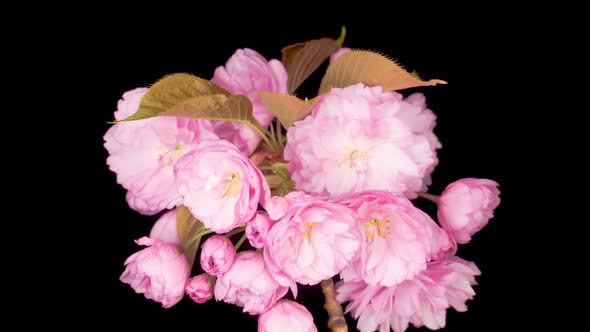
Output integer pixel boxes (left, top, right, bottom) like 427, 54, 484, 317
364, 218, 391, 240
301, 222, 314, 242
157, 144, 185, 165
338, 149, 358, 168
220, 173, 240, 199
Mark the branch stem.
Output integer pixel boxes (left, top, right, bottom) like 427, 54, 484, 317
234, 234, 248, 250
417, 192, 440, 204
186, 229, 213, 247
248, 123, 275, 152
225, 226, 246, 239
320, 278, 348, 332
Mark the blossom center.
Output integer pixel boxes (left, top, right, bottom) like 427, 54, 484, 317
364, 218, 391, 240
220, 172, 240, 199
301, 222, 315, 242
338, 148, 370, 169
157, 144, 184, 166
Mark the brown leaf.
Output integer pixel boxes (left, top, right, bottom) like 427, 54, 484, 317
121, 73, 230, 121
258, 91, 314, 128
281, 29, 345, 93
176, 206, 205, 269
318, 50, 447, 94
116, 73, 266, 136
161, 94, 263, 130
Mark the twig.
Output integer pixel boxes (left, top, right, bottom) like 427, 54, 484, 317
320, 278, 348, 332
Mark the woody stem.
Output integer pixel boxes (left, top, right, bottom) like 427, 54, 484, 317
320, 278, 348, 332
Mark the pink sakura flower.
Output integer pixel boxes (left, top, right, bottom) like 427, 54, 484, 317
185, 274, 215, 304
258, 300, 318, 332
104, 88, 219, 215
199, 235, 236, 276
438, 178, 501, 244
120, 237, 190, 308
149, 209, 181, 246
264, 191, 312, 220
246, 212, 274, 249
263, 192, 360, 291
398, 92, 441, 192
210, 48, 288, 155
214, 251, 288, 315
284, 83, 440, 198
336, 256, 481, 332
333, 191, 453, 287
174, 140, 270, 233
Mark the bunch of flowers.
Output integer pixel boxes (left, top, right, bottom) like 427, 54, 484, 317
105, 28, 500, 332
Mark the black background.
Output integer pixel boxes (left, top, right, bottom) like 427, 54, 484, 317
64, 6, 545, 331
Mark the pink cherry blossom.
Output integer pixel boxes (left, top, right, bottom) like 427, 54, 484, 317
215, 251, 288, 315
398, 92, 441, 192
284, 83, 440, 198
258, 300, 318, 332
185, 274, 214, 304
438, 178, 501, 244
263, 191, 360, 290
210, 48, 288, 155
336, 256, 480, 332
333, 191, 453, 287
264, 191, 313, 220
120, 237, 190, 308
174, 140, 270, 233
149, 209, 180, 246
104, 88, 219, 215
329, 47, 351, 63
200, 235, 236, 276
246, 212, 274, 249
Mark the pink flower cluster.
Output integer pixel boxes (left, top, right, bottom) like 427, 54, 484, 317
107, 44, 501, 332
333, 179, 499, 331
104, 48, 286, 216
336, 256, 481, 332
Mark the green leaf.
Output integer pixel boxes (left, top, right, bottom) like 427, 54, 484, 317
318, 50, 447, 95
258, 91, 314, 128
265, 162, 294, 196
277, 179, 295, 197
120, 73, 230, 121
176, 206, 205, 270
271, 162, 290, 180
281, 28, 346, 93
335, 26, 347, 47
265, 174, 283, 189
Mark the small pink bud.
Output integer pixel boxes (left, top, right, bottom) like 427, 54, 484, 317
438, 178, 501, 244
185, 274, 214, 304
258, 300, 318, 332
200, 235, 235, 275
246, 212, 273, 249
